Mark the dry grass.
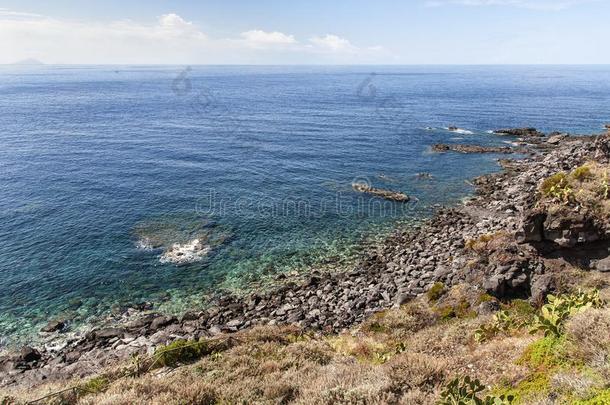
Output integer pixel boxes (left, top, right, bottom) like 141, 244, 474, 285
540, 162, 610, 218
3, 283, 610, 405
565, 308, 610, 380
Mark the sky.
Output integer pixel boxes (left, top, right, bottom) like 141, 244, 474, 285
0, 0, 608, 64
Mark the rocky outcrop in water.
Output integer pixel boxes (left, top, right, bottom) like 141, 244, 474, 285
432, 144, 521, 154
352, 183, 410, 202
493, 128, 545, 137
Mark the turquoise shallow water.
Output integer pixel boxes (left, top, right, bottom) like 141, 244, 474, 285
1, 65, 609, 347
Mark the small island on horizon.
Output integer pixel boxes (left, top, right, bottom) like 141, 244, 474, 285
10, 58, 45, 66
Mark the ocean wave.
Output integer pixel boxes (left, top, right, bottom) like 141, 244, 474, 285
135, 237, 158, 251
445, 127, 474, 135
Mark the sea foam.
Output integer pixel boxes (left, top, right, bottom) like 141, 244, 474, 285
159, 239, 211, 265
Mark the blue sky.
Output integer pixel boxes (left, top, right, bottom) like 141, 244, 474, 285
0, 0, 608, 64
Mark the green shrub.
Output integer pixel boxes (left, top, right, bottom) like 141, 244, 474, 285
540, 172, 573, 203
475, 300, 538, 343
505, 299, 535, 320
475, 310, 525, 343
572, 389, 610, 405
572, 165, 594, 182
477, 293, 494, 304
530, 290, 602, 337
492, 373, 551, 405
428, 282, 446, 302
78, 376, 109, 395
519, 336, 566, 369
438, 376, 514, 405
153, 339, 210, 368
435, 299, 476, 322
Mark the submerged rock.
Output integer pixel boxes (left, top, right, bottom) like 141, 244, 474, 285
352, 183, 409, 202
41, 320, 66, 333
415, 172, 434, 180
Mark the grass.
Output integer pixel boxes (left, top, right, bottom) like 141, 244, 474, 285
3, 275, 609, 405
152, 339, 210, 368
540, 163, 610, 212
572, 389, 610, 405
426, 282, 446, 302
518, 335, 567, 370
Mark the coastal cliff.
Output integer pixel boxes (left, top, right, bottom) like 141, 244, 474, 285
2, 128, 610, 404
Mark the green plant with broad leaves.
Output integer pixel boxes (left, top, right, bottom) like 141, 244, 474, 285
438, 376, 514, 405
530, 290, 603, 338
474, 310, 528, 343
541, 172, 573, 203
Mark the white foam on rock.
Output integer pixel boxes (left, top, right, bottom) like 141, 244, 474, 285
445, 127, 474, 135
159, 239, 211, 265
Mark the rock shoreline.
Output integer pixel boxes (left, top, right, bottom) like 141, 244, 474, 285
2, 128, 610, 389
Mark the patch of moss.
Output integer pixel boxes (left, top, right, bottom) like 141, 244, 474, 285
572, 389, 610, 405
434, 299, 476, 321
365, 321, 386, 333
476, 293, 494, 305
435, 305, 457, 321
500, 299, 535, 326
518, 336, 567, 370
79, 376, 109, 394
492, 372, 551, 405
153, 338, 210, 368
427, 282, 446, 302
541, 172, 569, 196
572, 165, 594, 182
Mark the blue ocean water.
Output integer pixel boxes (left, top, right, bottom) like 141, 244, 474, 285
1, 65, 609, 346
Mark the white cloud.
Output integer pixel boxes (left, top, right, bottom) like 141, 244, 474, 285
309, 34, 356, 52
240, 30, 297, 49
156, 13, 206, 39
0, 8, 42, 19
425, 0, 598, 11
0, 10, 378, 64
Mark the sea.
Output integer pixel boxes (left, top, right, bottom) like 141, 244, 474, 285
1, 65, 609, 347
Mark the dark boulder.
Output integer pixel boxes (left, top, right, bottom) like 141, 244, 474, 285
126, 313, 159, 330
530, 274, 556, 304
19, 346, 41, 362
149, 315, 177, 331
41, 319, 66, 333
91, 328, 126, 340
544, 211, 601, 247
517, 209, 547, 243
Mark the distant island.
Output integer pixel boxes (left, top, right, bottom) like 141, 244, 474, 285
11, 58, 44, 65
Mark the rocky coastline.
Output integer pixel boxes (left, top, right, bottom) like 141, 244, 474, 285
2, 127, 610, 390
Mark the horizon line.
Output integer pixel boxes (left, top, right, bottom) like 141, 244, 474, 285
4, 63, 610, 67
